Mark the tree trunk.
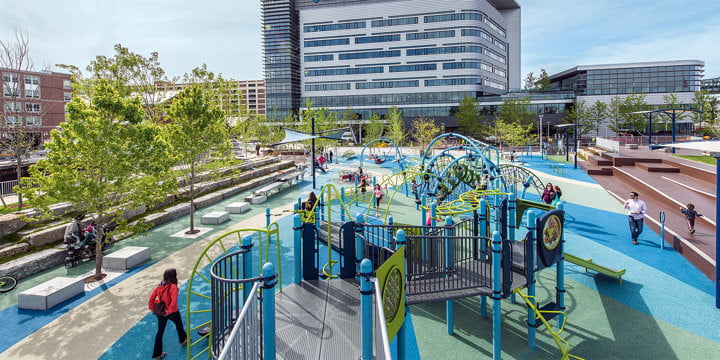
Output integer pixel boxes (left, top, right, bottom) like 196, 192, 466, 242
15, 159, 23, 209
94, 225, 105, 279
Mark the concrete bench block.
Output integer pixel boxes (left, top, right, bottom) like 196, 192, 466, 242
244, 195, 267, 205
226, 202, 251, 214
625, 144, 638, 149
104, 246, 151, 270
19, 277, 84, 310
201, 211, 230, 225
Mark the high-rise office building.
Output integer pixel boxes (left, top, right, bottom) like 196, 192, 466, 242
262, 0, 521, 122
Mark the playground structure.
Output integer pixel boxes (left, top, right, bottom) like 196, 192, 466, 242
184, 133, 587, 360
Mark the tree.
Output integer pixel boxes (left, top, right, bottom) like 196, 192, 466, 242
456, 95, 483, 138
537, 69, 551, 90
523, 72, 537, 91
692, 90, 715, 128
0, 30, 35, 209
364, 112, 384, 144
585, 100, 609, 138
494, 117, 534, 148
607, 96, 625, 133
20, 82, 175, 280
564, 100, 592, 136
411, 116, 441, 156
386, 106, 405, 146
621, 93, 651, 131
163, 84, 229, 234
496, 97, 536, 128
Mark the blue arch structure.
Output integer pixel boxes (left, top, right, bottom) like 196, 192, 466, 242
360, 138, 405, 171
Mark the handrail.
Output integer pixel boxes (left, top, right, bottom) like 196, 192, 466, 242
217, 282, 262, 360
373, 278, 392, 360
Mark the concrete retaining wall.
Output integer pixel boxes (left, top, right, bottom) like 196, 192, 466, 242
0, 248, 66, 280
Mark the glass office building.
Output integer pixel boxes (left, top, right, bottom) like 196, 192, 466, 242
262, 0, 521, 121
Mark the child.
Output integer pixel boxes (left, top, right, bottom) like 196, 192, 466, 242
410, 179, 420, 204
374, 184, 384, 216
551, 185, 562, 206
679, 204, 702, 234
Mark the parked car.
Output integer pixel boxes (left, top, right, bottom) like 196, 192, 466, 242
341, 132, 355, 143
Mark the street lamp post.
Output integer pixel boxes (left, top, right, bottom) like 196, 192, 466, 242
539, 114, 544, 158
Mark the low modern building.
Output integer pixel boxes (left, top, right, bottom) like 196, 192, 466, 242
1, 68, 72, 146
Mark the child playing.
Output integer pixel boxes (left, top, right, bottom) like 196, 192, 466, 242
679, 204, 702, 234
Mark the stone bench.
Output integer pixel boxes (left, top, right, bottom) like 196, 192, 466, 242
226, 202, 251, 214
18, 277, 84, 310
244, 195, 267, 205
201, 211, 230, 225
625, 143, 638, 149
253, 181, 285, 197
104, 246, 151, 270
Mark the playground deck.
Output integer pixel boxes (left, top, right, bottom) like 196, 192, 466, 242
275, 279, 362, 360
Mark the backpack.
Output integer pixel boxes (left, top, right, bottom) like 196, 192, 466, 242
151, 284, 168, 317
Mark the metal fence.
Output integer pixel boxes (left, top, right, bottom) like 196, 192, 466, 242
216, 281, 262, 360
0, 180, 18, 196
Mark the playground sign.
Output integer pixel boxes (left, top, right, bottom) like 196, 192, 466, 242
376, 246, 405, 342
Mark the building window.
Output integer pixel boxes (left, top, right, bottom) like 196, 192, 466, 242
2, 72, 18, 83
389, 64, 437, 72
304, 38, 350, 47
25, 103, 41, 113
355, 34, 400, 44
407, 30, 455, 40
304, 22, 366, 32
4, 102, 21, 113
339, 50, 400, 60
25, 116, 41, 126
424, 13, 482, 23
64, 92, 72, 101
25, 88, 40, 98
63, 80, 71, 89
304, 54, 334, 62
371, 17, 418, 27
24, 75, 40, 85
305, 67, 384, 76
4, 115, 17, 125
407, 45, 481, 56
355, 80, 418, 89
305, 83, 351, 91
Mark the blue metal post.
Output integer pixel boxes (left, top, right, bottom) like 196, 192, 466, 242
360, 259, 373, 360
297, 197, 302, 211
573, 125, 579, 169
479, 199, 488, 318
526, 210, 537, 348
388, 216, 394, 249
356, 214, 365, 261
242, 235, 254, 301
262, 262, 276, 360
557, 202, 566, 328
508, 189, 517, 304
445, 216, 454, 335
319, 192, 325, 222
266, 208, 271, 228
421, 196, 427, 225
671, 113, 676, 154
431, 203, 437, 226
293, 214, 302, 284
491, 231, 502, 360
396, 229, 407, 360
565, 131, 569, 162
341, 187, 346, 221
659, 210, 666, 250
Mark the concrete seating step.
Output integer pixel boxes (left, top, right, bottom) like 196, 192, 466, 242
245, 195, 267, 205
19, 277, 84, 310
201, 211, 230, 225
104, 246, 151, 270
635, 162, 680, 173
226, 201, 251, 214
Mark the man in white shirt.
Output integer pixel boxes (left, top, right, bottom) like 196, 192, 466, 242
623, 191, 647, 245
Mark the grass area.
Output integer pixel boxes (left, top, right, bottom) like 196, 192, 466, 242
547, 154, 573, 163
674, 154, 717, 166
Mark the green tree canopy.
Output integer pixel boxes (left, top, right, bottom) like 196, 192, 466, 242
364, 112, 385, 144
497, 97, 536, 129
585, 100, 609, 138
411, 116, 441, 156
386, 106, 406, 146
456, 95, 483, 138
163, 84, 229, 233
21, 81, 175, 279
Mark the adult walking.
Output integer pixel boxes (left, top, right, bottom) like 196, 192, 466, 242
149, 268, 188, 359
623, 191, 647, 245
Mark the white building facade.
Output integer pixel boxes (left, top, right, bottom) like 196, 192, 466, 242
263, 0, 521, 121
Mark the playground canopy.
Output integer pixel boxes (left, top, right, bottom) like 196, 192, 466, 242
271, 128, 349, 146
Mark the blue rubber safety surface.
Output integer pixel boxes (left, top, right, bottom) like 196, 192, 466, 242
0, 262, 154, 354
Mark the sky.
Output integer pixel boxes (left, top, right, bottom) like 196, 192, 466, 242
1, 0, 720, 83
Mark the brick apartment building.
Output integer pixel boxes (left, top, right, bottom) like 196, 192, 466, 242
1, 68, 72, 147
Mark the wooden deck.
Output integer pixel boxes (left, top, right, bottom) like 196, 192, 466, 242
582, 146, 717, 280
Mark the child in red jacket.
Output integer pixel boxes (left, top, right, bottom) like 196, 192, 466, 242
148, 268, 188, 359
